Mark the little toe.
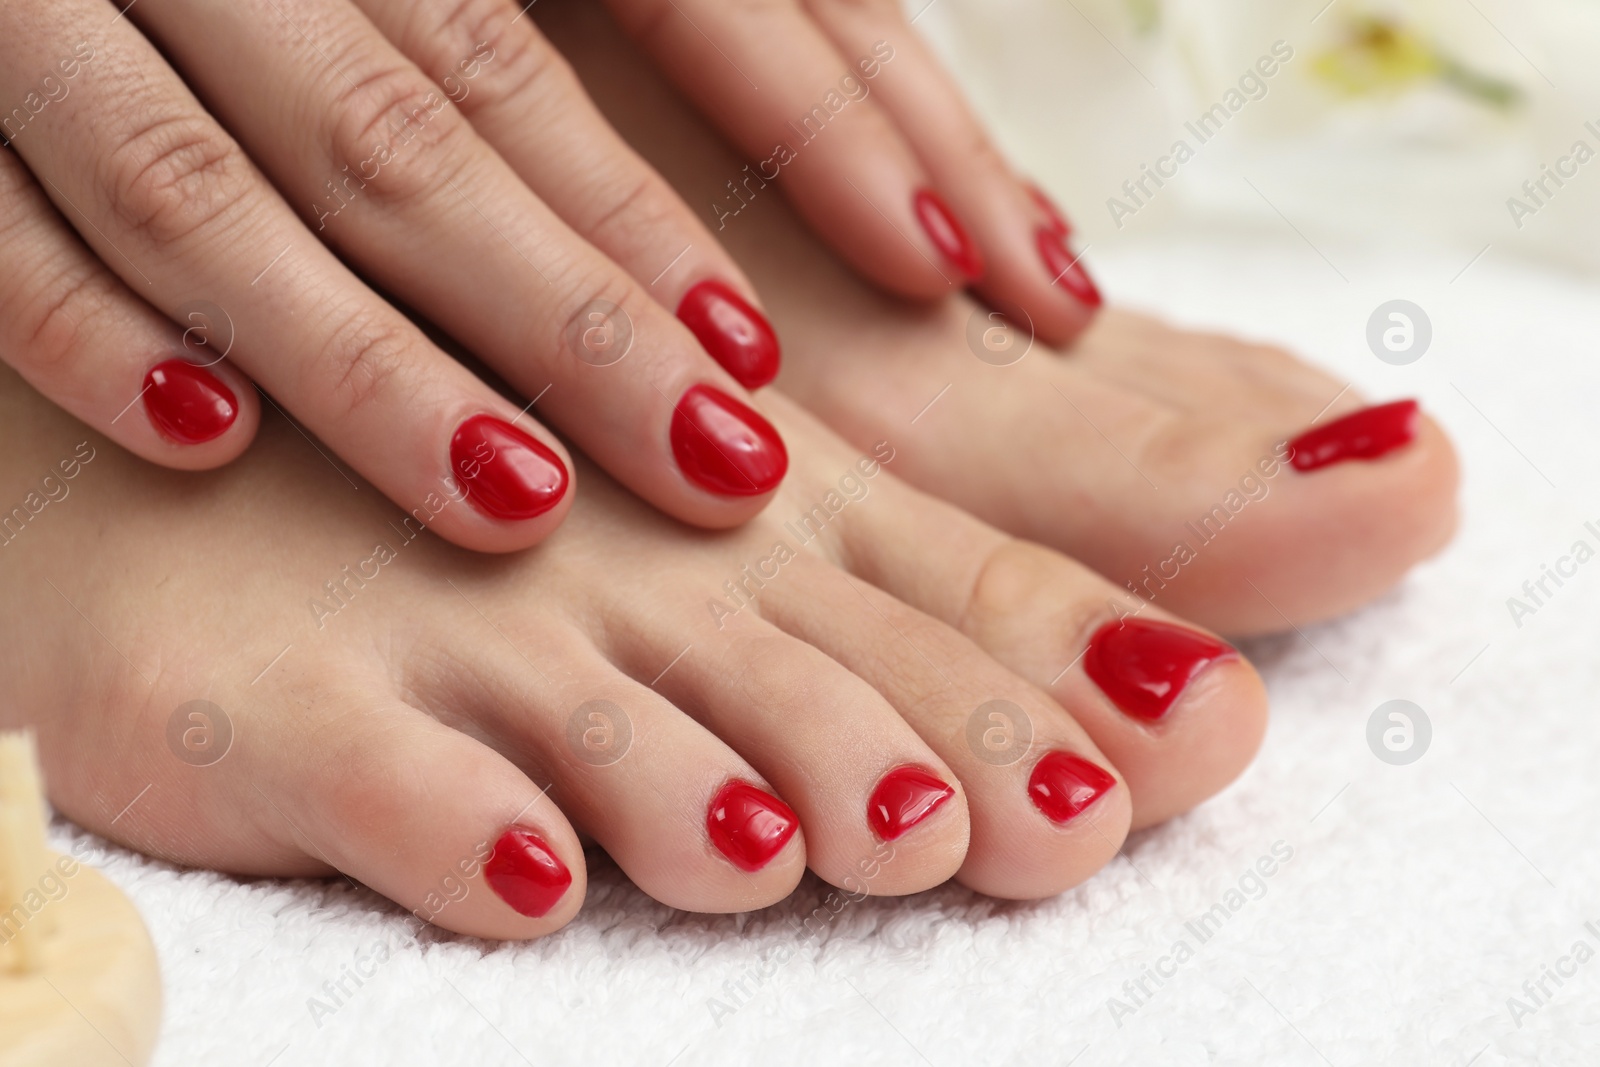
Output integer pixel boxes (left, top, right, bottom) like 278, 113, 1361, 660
249, 680, 587, 940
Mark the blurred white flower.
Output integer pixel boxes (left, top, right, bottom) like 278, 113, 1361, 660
917, 0, 1600, 270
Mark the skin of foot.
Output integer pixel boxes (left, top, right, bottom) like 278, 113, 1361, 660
537, 1, 1462, 637
0, 363, 1264, 939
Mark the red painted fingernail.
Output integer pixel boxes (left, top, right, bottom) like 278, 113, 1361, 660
1084, 618, 1238, 722
1027, 182, 1072, 236
707, 780, 798, 872
867, 765, 955, 841
671, 384, 787, 496
913, 188, 984, 282
1037, 227, 1102, 309
1028, 751, 1116, 823
450, 414, 569, 521
143, 359, 237, 444
484, 828, 571, 918
677, 280, 781, 390
1288, 399, 1420, 473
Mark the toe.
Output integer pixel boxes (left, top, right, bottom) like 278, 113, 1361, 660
760, 555, 1132, 900
779, 404, 1269, 831
610, 600, 970, 898
253, 682, 587, 940
432, 609, 807, 913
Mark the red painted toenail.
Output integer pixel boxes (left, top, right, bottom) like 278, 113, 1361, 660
1084, 619, 1238, 722
1036, 227, 1102, 309
913, 188, 984, 282
143, 359, 237, 444
867, 765, 955, 841
1027, 182, 1073, 237
484, 828, 572, 918
677, 280, 781, 390
1287, 399, 1420, 472
670, 385, 787, 497
1028, 751, 1117, 823
450, 414, 569, 522
707, 780, 798, 872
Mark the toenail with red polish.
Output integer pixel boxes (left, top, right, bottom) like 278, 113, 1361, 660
670, 384, 787, 497
676, 280, 781, 390
450, 414, 569, 521
1287, 399, 1420, 472
707, 780, 798, 871
867, 765, 955, 841
484, 828, 572, 918
144, 359, 238, 443
1027, 182, 1072, 236
1084, 618, 1238, 722
1036, 227, 1102, 309
913, 188, 984, 282
1028, 751, 1117, 823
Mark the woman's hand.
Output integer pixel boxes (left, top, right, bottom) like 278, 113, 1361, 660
0, 0, 792, 552
603, 0, 1102, 342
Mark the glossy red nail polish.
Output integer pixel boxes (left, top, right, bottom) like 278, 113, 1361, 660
913, 188, 984, 282
1036, 227, 1102, 309
143, 359, 237, 444
450, 414, 568, 522
1027, 182, 1072, 236
671, 385, 787, 497
867, 765, 955, 841
484, 828, 572, 918
707, 780, 798, 872
1288, 399, 1420, 473
677, 280, 781, 390
1028, 751, 1117, 824
1084, 619, 1238, 722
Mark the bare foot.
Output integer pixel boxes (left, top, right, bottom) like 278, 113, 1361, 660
0, 365, 1263, 937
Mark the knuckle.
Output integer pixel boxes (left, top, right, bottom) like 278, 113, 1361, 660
421, 0, 570, 114
580, 173, 677, 250
14, 268, 107, 376
470, 25, 570, 117
103, 115, 250, 249
326, 64, 467, 210
315, 313, 413, 420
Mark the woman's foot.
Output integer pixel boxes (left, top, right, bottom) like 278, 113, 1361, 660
540, 2, 1460, 636
0, 366, 1263, 937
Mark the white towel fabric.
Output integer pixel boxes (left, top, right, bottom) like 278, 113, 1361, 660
51, 232, 1600, 1066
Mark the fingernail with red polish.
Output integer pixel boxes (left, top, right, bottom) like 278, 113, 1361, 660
671, 384, 787, 497
144, 359, 238, 444
1084, 618, 1237, 723
484, 828, 572, 918
913, 188, 984, 282
451, 414, 569, 521
1028, 751, 1116, 823
1288, 399, 1420, 473
867, 765, 955, 841
707, 780, 798, 872
1037, 227, 1102, 309
677, 280, 781, 391
1027, 182, 1072, 236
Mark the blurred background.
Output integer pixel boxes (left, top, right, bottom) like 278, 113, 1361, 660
921, 0, 1600, 274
